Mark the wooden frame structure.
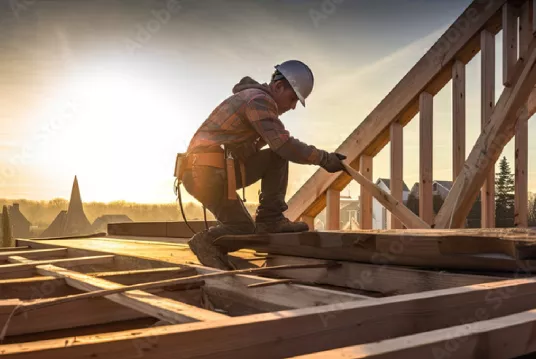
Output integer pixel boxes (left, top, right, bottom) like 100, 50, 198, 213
0, 226, 535, 357
287, 0, 536, 231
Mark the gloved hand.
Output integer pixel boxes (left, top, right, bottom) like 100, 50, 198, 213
321, 152, 347, 173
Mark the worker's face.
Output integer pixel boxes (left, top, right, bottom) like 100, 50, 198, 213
272, 81, 299, 115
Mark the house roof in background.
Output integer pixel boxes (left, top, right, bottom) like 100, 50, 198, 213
376, 178, 410, 192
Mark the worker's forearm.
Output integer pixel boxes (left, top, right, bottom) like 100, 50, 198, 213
275, 138, 328, 166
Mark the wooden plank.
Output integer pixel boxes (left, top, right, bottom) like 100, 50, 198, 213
292, 309, 536, 359
7, 256, 32, 264
265, 255, 504, 296
359, 156, 373, 230
285, 0, 506, 222
0, 248, 66, 261
8, 277, 536, 358
0, 255, 115, 276
419, 92, 434, 225
37, 264, 228, 323
0, 246, 29, 252
0, 267, 198, 300
452, 60, 466, 181
300, 215, 315, 231
190, 264, 369, 313
503, 2, 519, 86
326, 189, 341, 230
214, 231, 536, 272
481, 29, 496, 228
515, 0, 532, 228
107, 221, 218, 238
434, 37, 536, 228
343, 164, 430, 229
390, 122, 403, 229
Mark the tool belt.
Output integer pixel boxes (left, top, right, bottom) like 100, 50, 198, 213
175, 150, 246, 201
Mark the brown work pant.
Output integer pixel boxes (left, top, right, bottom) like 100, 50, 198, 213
182, 148, 289, 237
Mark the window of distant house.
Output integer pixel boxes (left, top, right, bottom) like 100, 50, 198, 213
382, 207, 387, 229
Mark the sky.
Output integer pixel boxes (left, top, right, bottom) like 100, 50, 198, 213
0, 0, 533, 204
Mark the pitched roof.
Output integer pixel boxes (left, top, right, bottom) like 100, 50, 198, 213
435, 180, 453, 190
376, 178, 410, 192
8, 204, 31, 227
40, 210, 68, 238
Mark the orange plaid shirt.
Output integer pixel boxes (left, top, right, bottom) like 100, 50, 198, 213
187, 77, 327, 165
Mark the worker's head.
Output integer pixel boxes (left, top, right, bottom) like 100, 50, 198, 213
269, 60, 314, 115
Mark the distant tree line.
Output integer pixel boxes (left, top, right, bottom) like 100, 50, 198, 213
0, 199, 258, 233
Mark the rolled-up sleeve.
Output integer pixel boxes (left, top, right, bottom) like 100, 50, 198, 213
245, 95, 327, 165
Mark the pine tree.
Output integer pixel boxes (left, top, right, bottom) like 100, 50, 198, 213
495, 156, 515, 227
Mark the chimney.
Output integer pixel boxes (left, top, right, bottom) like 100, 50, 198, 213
12, 203, 19, 211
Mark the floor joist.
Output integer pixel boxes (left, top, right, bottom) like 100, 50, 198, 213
4, 276, 536, 358
37, 265, 228, 323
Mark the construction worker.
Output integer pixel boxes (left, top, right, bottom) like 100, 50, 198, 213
180, 60, 347, 269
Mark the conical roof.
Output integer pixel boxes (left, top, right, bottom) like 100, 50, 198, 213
63, 176, 91, 236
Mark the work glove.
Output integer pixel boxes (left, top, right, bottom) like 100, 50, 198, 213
321, 152, 347, 173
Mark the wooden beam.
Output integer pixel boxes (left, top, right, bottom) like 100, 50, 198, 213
326, 189, 341, 230
0, 267, 198, 300
481, 29, 496, 228
292, 309, 536, 359
515, 1, 532, 228
9, 277, 536, 358
359, 156, 373, 229
0, 248, 66, 261
343, 164, 430, 229
37, 265, 227, 323
390, 122, 404, 229
214, 230, 536, 272
434, 37, 536, 228
190, 264, 369, 313
452, 60, 466, 181
503, 2, 519, 87
300, 215, 315, 231
265, 255, 504, 296
285, 0, 506, 222
0, 255, 115, 277
419, 92, 433, 225
107, 221, 218, 238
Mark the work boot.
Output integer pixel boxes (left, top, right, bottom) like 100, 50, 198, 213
187, 231, 232, 270
255, 217, 310, 234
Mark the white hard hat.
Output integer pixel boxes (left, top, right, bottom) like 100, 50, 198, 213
273, 60, 314, 106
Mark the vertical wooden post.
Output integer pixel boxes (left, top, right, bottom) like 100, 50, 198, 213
359, 156, 373, 230
326, 189, 340, 230
533, 0, 536, 36
481, 30, 496, 228
452, 60, 466, 181
515, 1, 532, 228
419, 92, 433, 225
300, 215, 315, 231
390, 122, 403, 229
2, 206, 13, 248
503, 2, 518, 87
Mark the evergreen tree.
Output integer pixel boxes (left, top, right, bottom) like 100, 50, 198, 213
495, 156, 515, 227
